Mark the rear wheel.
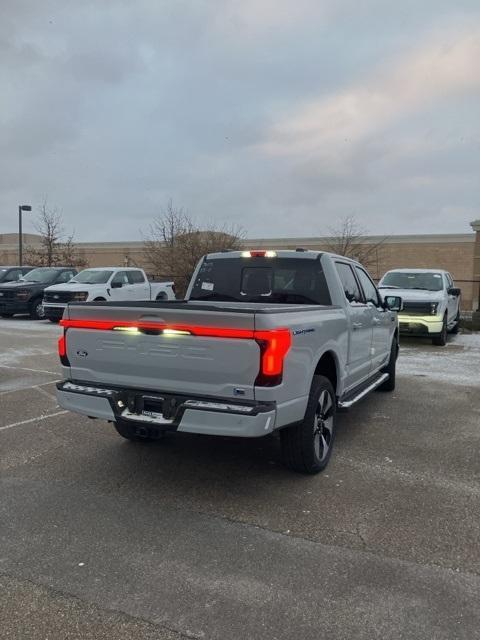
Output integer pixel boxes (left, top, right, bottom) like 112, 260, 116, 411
280, 375, 336, 474
1, 313, 14, 318
432, 314, 448, 346
29, 297, 45, 320
113, 419, 165, 442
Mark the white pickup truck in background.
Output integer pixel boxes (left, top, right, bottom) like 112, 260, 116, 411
378, 268, 461, 346
43, 267, 175, 322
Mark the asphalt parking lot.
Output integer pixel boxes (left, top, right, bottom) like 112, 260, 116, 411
1, 318, 479, 639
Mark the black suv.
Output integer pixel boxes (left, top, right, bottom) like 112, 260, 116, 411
0, 267, 77, 320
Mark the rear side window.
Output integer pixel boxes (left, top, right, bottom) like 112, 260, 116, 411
128, 270, 146, 284
335, 263, 363, 304
190, 257, 331, 305
57, 270, 76, 283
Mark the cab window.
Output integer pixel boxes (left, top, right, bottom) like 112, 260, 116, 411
128, 270, 146, 284
111, 271, 129, 286
355, 267, 381, 306
335, 263, 363, 304
57, 270, 75, 283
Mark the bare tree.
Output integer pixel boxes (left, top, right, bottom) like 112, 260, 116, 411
143, 200, 244, 294
323, 216, 387, 275
24, 201, 87, 268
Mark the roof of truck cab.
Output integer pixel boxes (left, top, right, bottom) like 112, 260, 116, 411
77, 267, 144, 271
383, 268, 447, 274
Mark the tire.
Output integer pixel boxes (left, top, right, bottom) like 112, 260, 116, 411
1, 313, 14, 318
156, 292, 167, 301
432, 314, 448, 346
280, 375, 336, 474
378, 338, 397, 391
49, 318, 60, 323
449, 309, 460, 334
29, 297, 45, 320
113, 419, 165, 442
93, 297, 106, 302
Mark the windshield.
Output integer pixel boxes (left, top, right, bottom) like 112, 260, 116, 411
21, 268, 58, 284
71, 269, 113, 284
380, 272, 443, 292
190, 257, 331, 305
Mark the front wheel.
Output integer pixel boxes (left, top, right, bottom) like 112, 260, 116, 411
432, 315, 448, 346
280, 375, 336, 474
29, 298, 45, 320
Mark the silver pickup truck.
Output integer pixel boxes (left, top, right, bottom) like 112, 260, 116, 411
56, 250, 402, 474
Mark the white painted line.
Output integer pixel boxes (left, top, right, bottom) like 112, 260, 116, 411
33, 385, 58, 402
0, 364, 59, 376
0, 411, 68, 432
0, 381, 59, 397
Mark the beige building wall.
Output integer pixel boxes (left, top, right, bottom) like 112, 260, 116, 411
0, 232, 477, 309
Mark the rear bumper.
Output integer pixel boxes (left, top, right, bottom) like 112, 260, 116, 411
0, 300, 30, 315
56, 380, 277, 438
398, 315, 444, 336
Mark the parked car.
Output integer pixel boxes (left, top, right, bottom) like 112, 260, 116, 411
0, 266, 34, 284
43, 267, 176, 322
55, 250, 402, 474
378, 268, 461, 346
0, 267, 77, 319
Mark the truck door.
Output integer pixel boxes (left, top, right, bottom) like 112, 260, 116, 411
334, 262, 373, 389
354, 266, 392, 372
110, 271, 131, 300
127, 270, 150, 300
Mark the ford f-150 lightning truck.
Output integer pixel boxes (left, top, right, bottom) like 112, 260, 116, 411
56, 250, 402, 474
378, 268, 460, 346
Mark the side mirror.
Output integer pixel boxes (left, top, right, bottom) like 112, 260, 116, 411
111, 281, 123, 289
448, 287, 461, 297
384, 295, 403, 312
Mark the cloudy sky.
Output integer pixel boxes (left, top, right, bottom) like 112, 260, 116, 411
1, 0, 479, 241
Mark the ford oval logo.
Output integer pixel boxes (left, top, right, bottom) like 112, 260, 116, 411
76, 350, 88, 358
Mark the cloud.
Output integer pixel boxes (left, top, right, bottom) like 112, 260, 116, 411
260, 25, 480, 158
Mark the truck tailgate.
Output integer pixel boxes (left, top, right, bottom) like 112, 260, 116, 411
61, 304, 260, 399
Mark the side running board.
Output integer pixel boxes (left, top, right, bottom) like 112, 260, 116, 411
338, 373, 389, 410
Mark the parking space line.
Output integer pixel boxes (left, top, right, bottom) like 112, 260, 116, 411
33, 385, 58, 402
0, 364, 59, 376
0, 411, 68, 432
0, 381, 59, 397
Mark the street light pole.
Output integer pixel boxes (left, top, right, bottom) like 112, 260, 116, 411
18, 204, 32, 267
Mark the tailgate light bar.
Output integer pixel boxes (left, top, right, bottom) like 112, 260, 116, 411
59, 319, 291, 385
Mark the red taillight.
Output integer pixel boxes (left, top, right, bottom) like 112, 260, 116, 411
58, 333, 70, 366
255, 329, 291, 386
